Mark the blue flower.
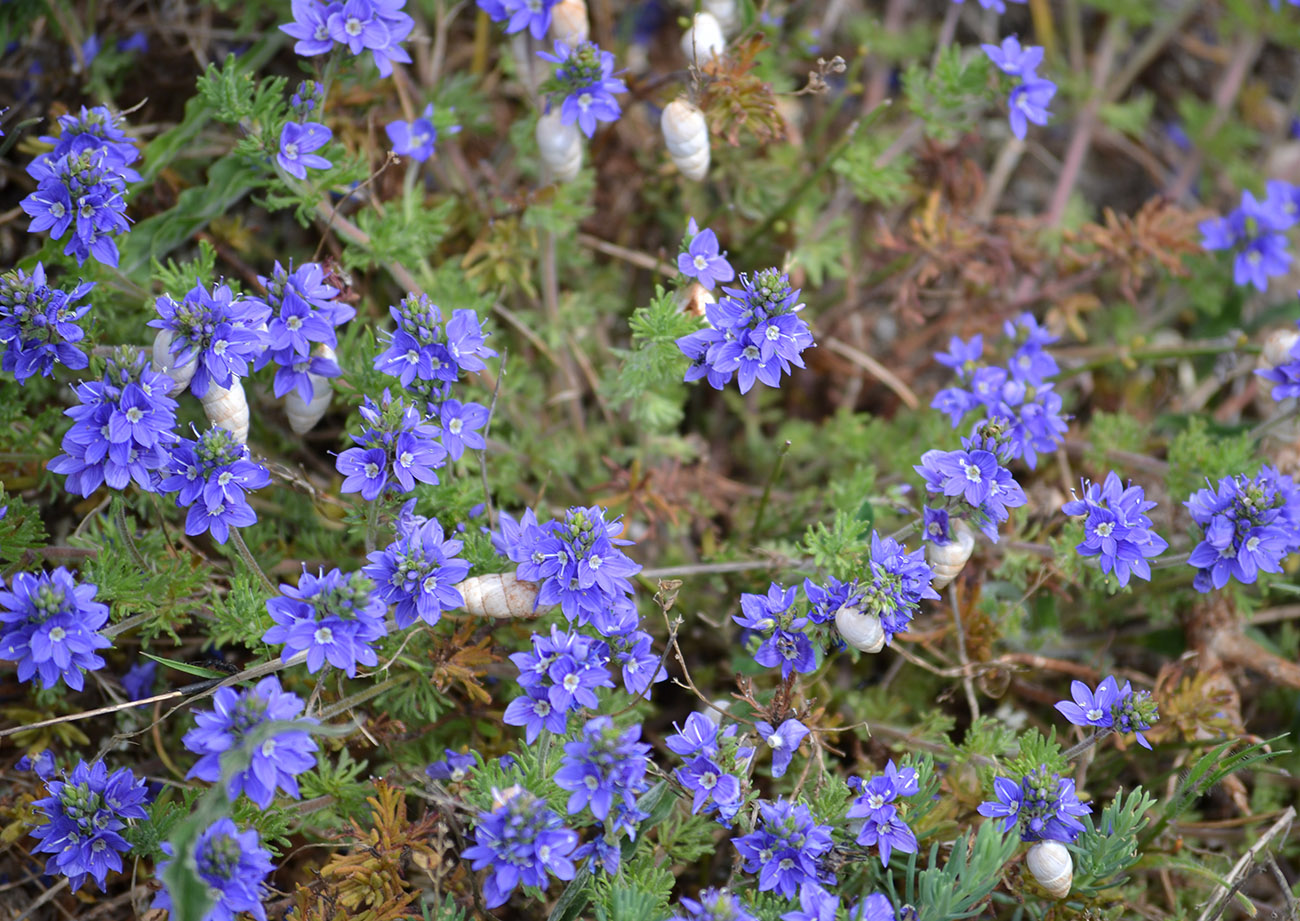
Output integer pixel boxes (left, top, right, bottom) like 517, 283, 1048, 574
670, 888, 759, 921
1200, 189, 1294, 291
282, 0, 339, 55
847, 761, 920, 866
665, 711, 721, 759
426, 749, 477, 782
277, 121, 333, 180
678, 754, 742, 816
677, 268, 816, 394
538, 40, 627, 137
364, 515, 471, 629
0, 568, 111, 691
978, 765, 1091, 842
22, 150, 131, 267
290, 79, 325, 119
434, 398, 489, 459
263, 567, 387, 676
336, 390, 447, 499
1054, 676, 1120, 728
283, 0, 413, 75
1061, 471, 1167, 586
34, 105, 141, 183
183, 675, 319, 808
160, 426, 270, 544
1185, 467, 1300, 592
553, 716, 651, 824
678, 217, 736, 290
385, 103, 440, 161
374, 294, 497, 391
487, 0, 558, 39
249, 260, 351, 401
462, 785, 579, 908
755, 718, 809, 778
915, 440, 1027, 542
1111, 680, 1158, 750
28, 760, 150, 892
981, 36, 1043, 78
733, 798, 835, 899
1007, 77, 1057, 140
48, 348, 179, 496
149, 282, 268, 398
153, 817, 276, 921
803, 575, 863, 625
121, 659, 157, 700
505, 625, 614, 742
0, 262, 94, 383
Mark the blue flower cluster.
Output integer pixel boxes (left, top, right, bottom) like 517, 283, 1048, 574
982, 35, 1056, 139
477, 0, 559, 39
21, 106, 138, 266
585, 596, 668, 699
0, 568, 112, 691
153, 817, 276, 921
374, 293, 496, 398
183, 676, 320, 808
150, 282, 268, 398
734, 799, 835, 899
263, 567, 387, 676
784, 888, 896, 921
1055, 675, 1159, 749
160, 425, 271, 544
462, 785, 579, 908
846, 760, 920, 867
916, 424, 1028, 542
281, 0, 414, 77
1185, 467, 1300, 592
538, 41, 627, 138
0, 263, 93, 383
364, 514, 471, 629
250, 261, 353, 402
1200, 181, 1300, 291
504, 624, 615, 743
555, 715, 651, 873
1061, 471, 1168, 587
29, 760, 150, 892
49, 348, 179, 496
336, 389, 447, 500
734, 583, 818, 678
678, 217, 736, 291
670, 888, 759, 921
859, 531, 940, 643
931, 314, 1067, 469
978, 765, 1091, 842
667, 711, 752, 823
495, 504, 641, 625
677, 268, 816, 394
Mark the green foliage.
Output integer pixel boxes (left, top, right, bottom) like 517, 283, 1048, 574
1073, 786, 1158, 895
1100, 92, 1156, 139
903, 46, 992, 144
801, 509, 870, 581
1083, 411, 1147, 472
208, 568, 274, 652
833, 129, 914, 206
0, 492, 48, 563
1164, 416, 1257, 503
152, 240, 220, 294
909, 820, 1021, 921
1006, 728, 1067, 780
299, 747, 371, 826
195, 53, 287, 127
609, 286, 697, 431
348, 196, 457, 273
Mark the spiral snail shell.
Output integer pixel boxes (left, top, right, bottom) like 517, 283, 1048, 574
536, 109, 583, 183
151, 328, 195, 397
680, 12, 725, 66
201, 378, 250, 444
676, 281, 716, 319
661, 99, 710, 181
1262, 328, 1300, 370
549, 0, 589, 44
835, 605, 885, 654
284, 345, 336, 435
702, 0, 740, 36
927, 519, 975, 591
454, 573, 547, 619
1025, 841, 1073, 900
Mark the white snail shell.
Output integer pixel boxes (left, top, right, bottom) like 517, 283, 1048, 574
928, 519, 975, 591
284, 345, 335, 435
454, 573, 546, 619
676, 281, 716, 320
1026, 841, 1073, 900
152, 328, 195, 397
1262, 328, 1300, 370
680, 12, 725, 66
549, 0, 589, 44
201, 378, 249, 444
536, 109, 583, 183
661, 99, 710, 181
835, 605, 885, 654
702, 0, 740, 36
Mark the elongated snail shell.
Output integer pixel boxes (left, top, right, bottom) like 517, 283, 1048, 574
549, 0, 589, 44
454, 573, 546, 619
703, 0, 740, 36
536, 109, 583, 183
927, 519, 975, 591
835, 605, 885, 654
680, 12, 725, 67
284, 345, 336, 435
1025, 841, 1073, 900
676, 281, 716, 319
661, 99, 710, 181
201, 378, 250, 444
1262, 328, 1300, 370
151, 328, 195, 396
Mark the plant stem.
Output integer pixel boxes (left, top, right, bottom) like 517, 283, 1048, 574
229, 528, 278, 596
364, 498, 381, 555
1056, 340, 1259, 378
750, 441, 792, 543
318, 673, 414, 720
1063, 727, 1112, 762
114, 501, 150, 574
479, 350, 507, 530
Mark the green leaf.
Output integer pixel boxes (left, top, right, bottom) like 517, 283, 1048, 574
140, 652, 229, 680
